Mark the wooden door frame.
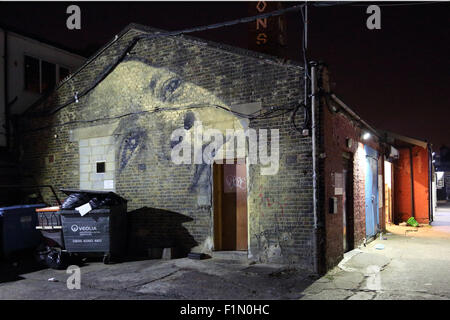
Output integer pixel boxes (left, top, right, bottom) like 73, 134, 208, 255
383, 160, 394, 225
342, 153, 354, 252
213, 162, 224, 250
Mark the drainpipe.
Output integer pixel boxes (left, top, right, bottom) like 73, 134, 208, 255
310, 63, 319, 275
330, 94, 380, 139
409, 147, 415, 218
428, 144, 433, 222
2, 29, 8, 149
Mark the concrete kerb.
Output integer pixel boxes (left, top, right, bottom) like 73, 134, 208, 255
337, 249, 363, 273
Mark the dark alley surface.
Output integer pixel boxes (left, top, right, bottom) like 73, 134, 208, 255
0, 256, 315, 300
1, 204, 450, 300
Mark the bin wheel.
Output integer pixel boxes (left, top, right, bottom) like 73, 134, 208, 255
103, 254, 111, 264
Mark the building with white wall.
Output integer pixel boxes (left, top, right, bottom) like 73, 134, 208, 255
0, 25, 86, 147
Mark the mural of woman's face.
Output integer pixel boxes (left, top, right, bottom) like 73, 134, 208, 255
88, 59, 241, 128
86, 59, 243, 191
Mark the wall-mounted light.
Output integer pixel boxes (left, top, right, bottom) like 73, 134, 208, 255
432, 152, 436, 157
362, 132, 371, 140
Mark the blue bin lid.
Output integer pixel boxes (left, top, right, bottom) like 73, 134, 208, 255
0, 204, 46, 216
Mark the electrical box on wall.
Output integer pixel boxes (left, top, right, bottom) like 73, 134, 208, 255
329, 197, 338, 214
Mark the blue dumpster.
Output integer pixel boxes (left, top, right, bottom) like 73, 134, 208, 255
0, 204, 46, 258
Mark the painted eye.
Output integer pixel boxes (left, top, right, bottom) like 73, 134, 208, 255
160, 78, 181, 101
166, 78, 181, 93
119, 131, 146, 172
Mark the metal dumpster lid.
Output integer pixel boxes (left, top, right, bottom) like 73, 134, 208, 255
59, 189, 128, 203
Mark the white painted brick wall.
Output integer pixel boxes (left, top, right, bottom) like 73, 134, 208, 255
79, 136, 115, 191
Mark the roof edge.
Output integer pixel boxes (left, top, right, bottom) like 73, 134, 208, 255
126, 22, 304, 69
381, 130, 429, 149
22, 21, 305, 115
0, 23, 88, 58
330, 93, 381, 139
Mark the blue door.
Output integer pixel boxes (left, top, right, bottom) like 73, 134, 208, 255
365, 146, 379, 238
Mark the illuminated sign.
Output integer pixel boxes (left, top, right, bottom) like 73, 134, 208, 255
256, 1, 268, 45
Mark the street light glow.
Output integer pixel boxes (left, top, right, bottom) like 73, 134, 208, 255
362, 132, 371, 140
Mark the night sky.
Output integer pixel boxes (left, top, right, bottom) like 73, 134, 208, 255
0, 1, 448, 150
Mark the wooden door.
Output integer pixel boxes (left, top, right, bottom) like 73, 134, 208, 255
213, 161, 248, 251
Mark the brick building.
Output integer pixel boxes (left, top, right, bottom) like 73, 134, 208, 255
316, 68, 386, 270
18, 24, 393, 274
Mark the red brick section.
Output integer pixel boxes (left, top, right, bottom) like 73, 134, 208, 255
394, 146, 430, 224
318, 65, 385, 270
